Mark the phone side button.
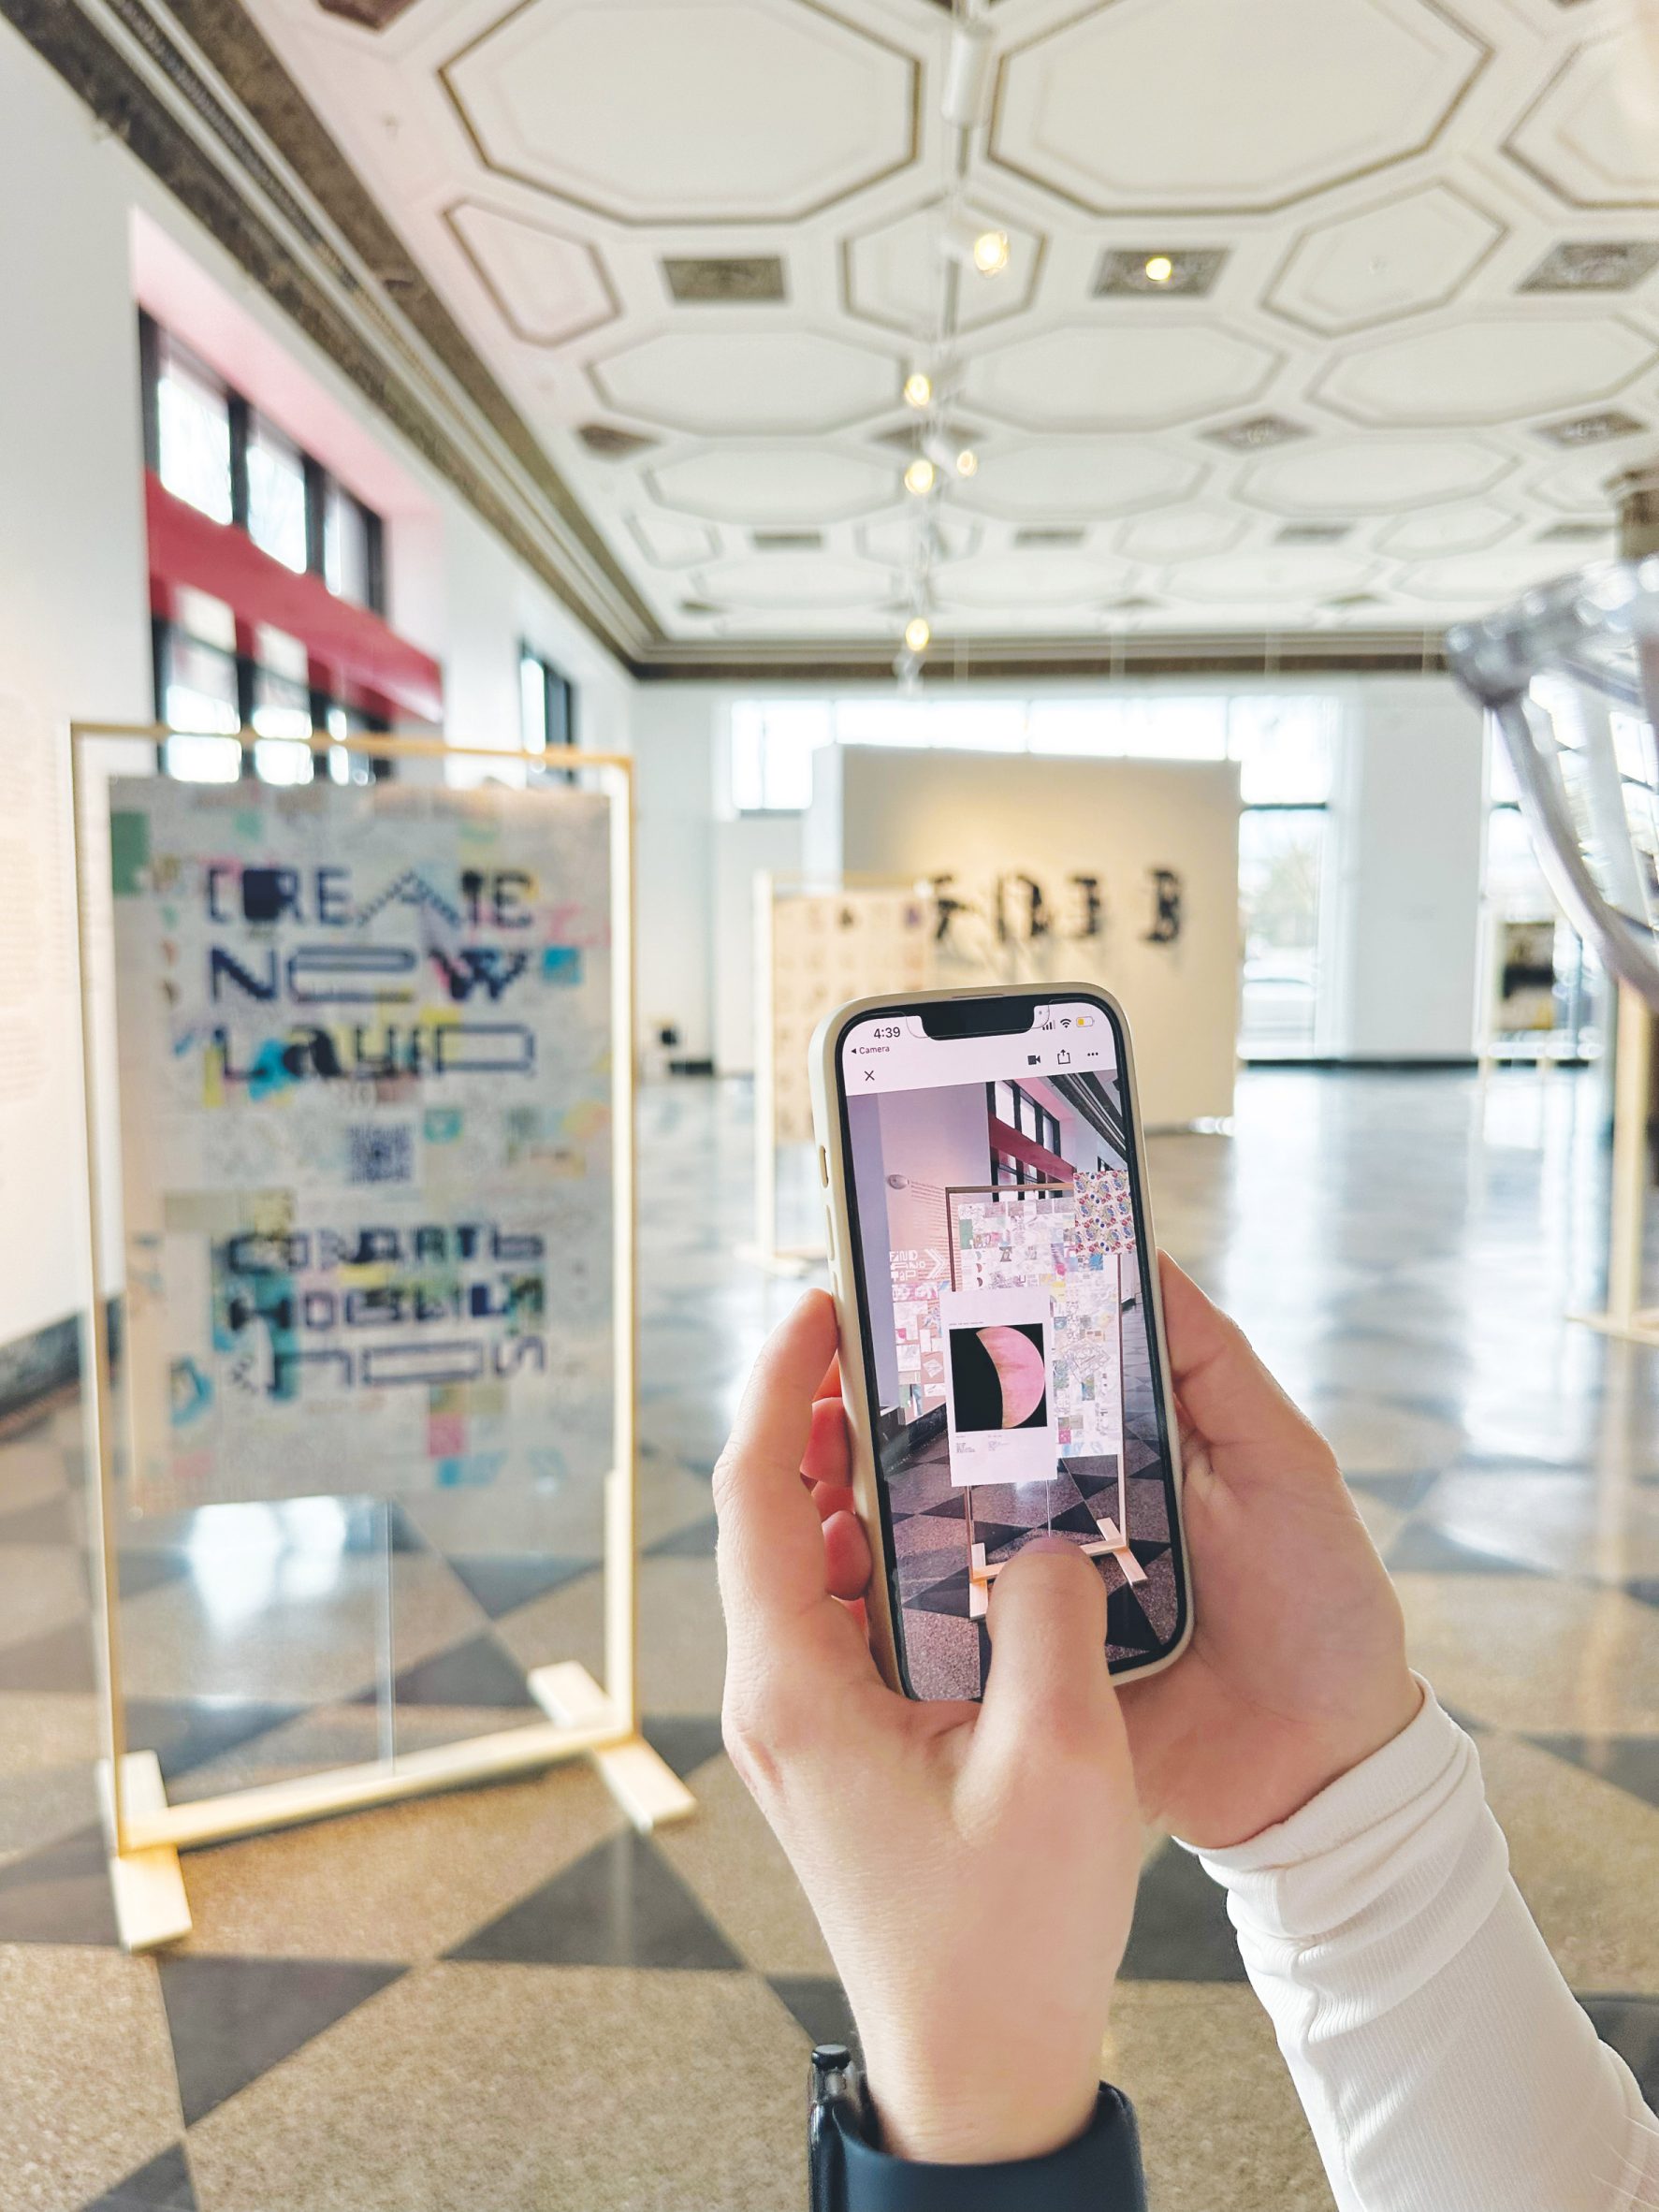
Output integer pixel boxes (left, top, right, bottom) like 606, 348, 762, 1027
818, 1145, 829, 1186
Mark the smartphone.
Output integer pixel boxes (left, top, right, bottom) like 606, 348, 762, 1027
810, 984, 1191, 1700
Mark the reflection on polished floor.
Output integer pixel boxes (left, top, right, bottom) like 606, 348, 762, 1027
1, 1070, 1657, 2211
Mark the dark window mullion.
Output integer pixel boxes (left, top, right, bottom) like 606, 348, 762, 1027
227, 394, 252, 532
235, 652, 256, 779
363, 503, 386, 616
303, 457, 328, 578
138, 311, 162, 475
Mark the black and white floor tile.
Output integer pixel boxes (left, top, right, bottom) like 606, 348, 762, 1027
0, 1071, 1656, 2208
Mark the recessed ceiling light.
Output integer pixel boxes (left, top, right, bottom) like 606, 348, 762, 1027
904, 370, 933, 409
904, 457, 937, 496
904, 616, 932, 653
575, 423, 657, 458
1520, 241, 1659, 295
954, 447, 979, 478
1535, 410, 1646, 447
662, 255, 785, 303
1095, 247, 1228, 298
1203, 414, 1311, 452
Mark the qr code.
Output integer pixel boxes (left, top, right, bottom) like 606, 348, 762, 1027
348, 1125, 413, 1186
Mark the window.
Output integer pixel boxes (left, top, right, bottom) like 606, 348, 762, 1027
1230, 698, 1335, 1058
141, 313, 400, 785
141, 313, 387, 612
153, 332, 233, 527
519, 647, 577, 764
730, 702, 825, 811
1482, 712, 1596, 1057
988, 1082, 1062, 1193
246, 419, 309, 575
325, 481, 384, 611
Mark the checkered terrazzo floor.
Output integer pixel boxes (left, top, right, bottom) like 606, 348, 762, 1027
1, 1070, 1656, 2209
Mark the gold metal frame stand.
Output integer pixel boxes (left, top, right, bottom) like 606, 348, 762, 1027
1571, 980, 1659, 1346
742, 873, 823, 1276
70, 724, 693, 1953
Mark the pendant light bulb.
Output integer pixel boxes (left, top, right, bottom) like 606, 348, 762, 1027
972, 227, 1011, 276
904, 616, 932, 655
941, 215, 1012, 278
904, 456, 937, 497
954, 446, 979, 478
903, 370, 933, 410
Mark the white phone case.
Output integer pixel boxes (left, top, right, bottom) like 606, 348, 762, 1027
808, 982, 1194, 1697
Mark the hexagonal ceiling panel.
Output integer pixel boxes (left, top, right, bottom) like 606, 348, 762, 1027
627, 511, 720, 567
591, 329, 899, 435
959, 439, 1203, 519
1115, 506, 1246, 560
993, 0, 1487, 216
1506, 26, 1659, 211
445, 201, 618, 346
1265, 183, 1503, 335
1314, 314, 1656, 426
442, 0, 919, 225
695, 552, 895, 607
237, 0, 1659, 653
1171, 547, 1376, 601
648, 446, 896, 524
1242, 434, 1510, 512
1398, 545, 1591, 602
1377, 501, 1517, 555
936, 550, 1136, 607
965, 325, 1278, 432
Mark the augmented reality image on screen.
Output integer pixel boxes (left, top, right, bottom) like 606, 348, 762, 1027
842, 1003, 1183, 1699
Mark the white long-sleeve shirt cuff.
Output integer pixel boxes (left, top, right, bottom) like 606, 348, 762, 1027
1189, 1681, 1659, 2211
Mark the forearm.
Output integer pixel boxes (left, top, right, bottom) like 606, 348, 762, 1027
1195, 1684, 1658, 2212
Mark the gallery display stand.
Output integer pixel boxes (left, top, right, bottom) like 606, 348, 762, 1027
71, 724, 693, 1954
1571, 981, 1659, 1348
745, 873, 822, 1278
746, 871, 935, 1276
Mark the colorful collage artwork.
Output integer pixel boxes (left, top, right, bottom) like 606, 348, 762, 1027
767, 888, 932, 1144
108, 777, 615, 1513
888, 1169, 1135, 1458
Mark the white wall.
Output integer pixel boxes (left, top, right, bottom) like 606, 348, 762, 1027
0, 17, 633, 1359
1325, 676, 1487, 1060
0, 34, 153, 1350
634, 687, 717, 1062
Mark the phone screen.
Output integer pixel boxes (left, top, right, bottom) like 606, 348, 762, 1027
837, 994, 1186, 1698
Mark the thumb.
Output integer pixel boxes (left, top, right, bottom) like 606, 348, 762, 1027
974, 1537, 1125, 1772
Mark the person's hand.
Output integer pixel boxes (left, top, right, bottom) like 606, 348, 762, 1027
1113, 1254, 1422, 1850
714, 1290, 1142, 2167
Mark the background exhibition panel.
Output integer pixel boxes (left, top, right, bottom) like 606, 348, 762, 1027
820, 748, 1242, 1128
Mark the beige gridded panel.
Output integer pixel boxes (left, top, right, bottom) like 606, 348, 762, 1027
769, 886, 933, 1144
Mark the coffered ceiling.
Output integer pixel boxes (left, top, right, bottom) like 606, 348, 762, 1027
233, 0, 1659, 660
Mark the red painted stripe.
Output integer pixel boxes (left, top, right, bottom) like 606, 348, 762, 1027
145, 473, 444, 724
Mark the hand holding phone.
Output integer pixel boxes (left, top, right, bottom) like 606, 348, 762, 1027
714, 1290, 1142, 2168
811, 986, 1192, 1701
